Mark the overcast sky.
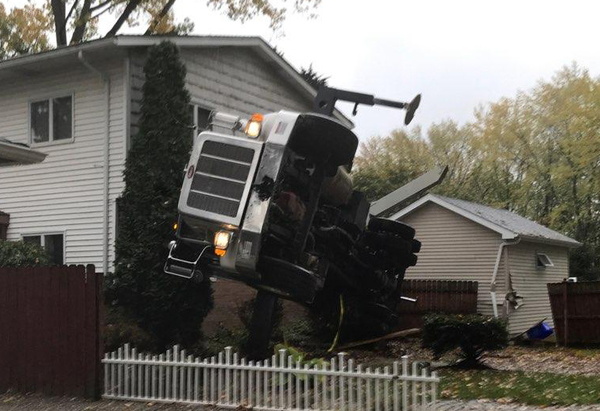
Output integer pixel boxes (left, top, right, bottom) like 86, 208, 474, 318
9, 0, 600, 140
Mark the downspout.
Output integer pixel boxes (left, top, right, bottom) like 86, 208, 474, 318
78, 51, 110, 274
490, 238, 521, 317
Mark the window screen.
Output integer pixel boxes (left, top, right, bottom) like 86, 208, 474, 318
31, 100, 50, 143
53, 97, 72, 140
30, 95, 72, 144
23, 235, 41, 246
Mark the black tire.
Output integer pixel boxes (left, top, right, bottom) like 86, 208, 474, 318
368, 218, 416, 240
256, 257, 323, 304
288, 114, 359, 166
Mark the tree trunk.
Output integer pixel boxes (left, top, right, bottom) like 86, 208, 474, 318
145, 0, 177, 34
70, 0, 92, 45
51, 0, 68, 46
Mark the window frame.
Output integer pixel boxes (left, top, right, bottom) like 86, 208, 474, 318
535, 252, 554, 269
28, 93, 75, 146
190, 102, 213, 140
21, 231, 66, 265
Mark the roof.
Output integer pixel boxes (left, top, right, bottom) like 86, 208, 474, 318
0, 35, 353, 128
391, 193, 581, 248
0, 138, 47, 166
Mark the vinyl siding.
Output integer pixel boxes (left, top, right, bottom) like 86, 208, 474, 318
506, 241, 569, 334
129, 47, 314, 137
400, 203, 506, 317
0, 58, 126, 273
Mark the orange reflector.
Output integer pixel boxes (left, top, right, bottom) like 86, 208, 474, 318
173, 223, 178, 231
215, 249, 226, 257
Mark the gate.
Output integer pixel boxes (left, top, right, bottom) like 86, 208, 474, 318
0, 265, 103, 398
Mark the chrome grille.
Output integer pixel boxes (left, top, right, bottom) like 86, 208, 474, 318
187, 141, 254, 218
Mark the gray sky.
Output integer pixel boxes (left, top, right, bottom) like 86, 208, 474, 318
8, 0, 600, 140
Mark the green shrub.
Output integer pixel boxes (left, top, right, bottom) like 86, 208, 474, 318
422, 314, 508, 367
0, 240, 51, 267
104, 307, 157, 353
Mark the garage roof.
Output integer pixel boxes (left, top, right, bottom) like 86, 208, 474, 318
392, 194, 581, 248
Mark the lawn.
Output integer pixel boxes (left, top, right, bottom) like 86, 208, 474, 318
440, 369, 600, 406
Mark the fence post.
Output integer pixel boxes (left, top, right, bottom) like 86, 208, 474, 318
563, 280, 569, 347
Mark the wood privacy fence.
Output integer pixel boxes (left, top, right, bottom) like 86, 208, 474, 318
103, 344, 439, 411
397, 280, 479, 330
0, 265, 103, 398
548, 281, 600, 345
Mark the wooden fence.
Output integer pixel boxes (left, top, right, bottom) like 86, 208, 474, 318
397, 280, 479, 330
548, 281, 600, 345
0, 265, 103, 398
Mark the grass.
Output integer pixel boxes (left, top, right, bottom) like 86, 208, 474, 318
440, 369, 600, 406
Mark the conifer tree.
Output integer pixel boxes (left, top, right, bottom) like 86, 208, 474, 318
108, 41, 212, 350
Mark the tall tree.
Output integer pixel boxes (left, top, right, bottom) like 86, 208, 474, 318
107, 42, 212, 350
0, 0, 322, 57
353, 64, 600, 280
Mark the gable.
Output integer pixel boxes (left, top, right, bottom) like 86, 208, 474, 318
181, 47, 314, 115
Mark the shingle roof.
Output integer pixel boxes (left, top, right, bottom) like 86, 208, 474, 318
392, 194, 581, 248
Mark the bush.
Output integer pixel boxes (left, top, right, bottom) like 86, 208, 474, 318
422, 314, 508, 367
0, 240, 51, 267
104, 307, 156, 353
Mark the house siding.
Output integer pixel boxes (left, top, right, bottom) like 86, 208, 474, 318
507, 241, 569, 334
399, 202, 507, 317
129, 47, 313, 138
0, 58, 125, 273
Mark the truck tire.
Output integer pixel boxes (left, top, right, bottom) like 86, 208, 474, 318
256, 257, 323, 304
368, 218, 415, 240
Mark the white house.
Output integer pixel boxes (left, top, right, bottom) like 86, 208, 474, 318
0, 35, 351, 272
393, 194, 581, 335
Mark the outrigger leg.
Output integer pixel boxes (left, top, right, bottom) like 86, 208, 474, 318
246, 290, 279, 360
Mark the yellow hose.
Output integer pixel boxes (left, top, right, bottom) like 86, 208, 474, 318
327, 294, 345, 353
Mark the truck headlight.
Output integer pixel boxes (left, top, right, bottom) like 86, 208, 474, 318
245, 113, 263, 138
214, 231, 232, 256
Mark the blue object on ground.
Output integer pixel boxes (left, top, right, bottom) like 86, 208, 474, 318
527, 322, 553, 340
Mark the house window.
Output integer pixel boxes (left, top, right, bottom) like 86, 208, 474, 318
536, 253, 553, 269
23, 233, 64, 265
190, 104, 212, 140
30, 95, 73, 144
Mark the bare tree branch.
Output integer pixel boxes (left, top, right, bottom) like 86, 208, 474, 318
144, 0, 177, 34
65, 0, 80, 26
89, 0, 113, 13
104, 0, 143, 37
90, 5, 113, 20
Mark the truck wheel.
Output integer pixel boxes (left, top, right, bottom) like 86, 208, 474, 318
256, 257, 323, 304
368, 217, 415, 240
289, 114, 359, 167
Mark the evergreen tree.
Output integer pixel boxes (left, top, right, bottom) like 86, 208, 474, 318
301, 64, 329, 90
108, 41, 213, 350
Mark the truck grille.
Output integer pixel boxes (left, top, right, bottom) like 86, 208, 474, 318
187, 141, 255, 218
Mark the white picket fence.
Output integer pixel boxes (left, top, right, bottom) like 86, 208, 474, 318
103, 344, 439, 410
